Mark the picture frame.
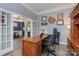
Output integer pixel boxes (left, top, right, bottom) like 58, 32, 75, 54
41, 16, 47, 21
57, 13, 63, 20
41, 22, 48, 26
57, 20, 64, 25
48, 16, 55, 24
41, 16, 48, 26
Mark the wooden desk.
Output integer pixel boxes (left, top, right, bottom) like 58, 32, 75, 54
22, 35, 48, 56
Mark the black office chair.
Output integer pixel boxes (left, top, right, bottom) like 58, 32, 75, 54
53, 28, 57, 35
55, 32, 60, 44
43, 35, 56, 56
53, 28, 57, 43
42, 35, 50, 52
53, 28, 60, 44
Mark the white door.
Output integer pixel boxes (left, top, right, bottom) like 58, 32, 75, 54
0, 8, 13, 55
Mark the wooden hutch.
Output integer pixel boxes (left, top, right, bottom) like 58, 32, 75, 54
68, 4, 79, 55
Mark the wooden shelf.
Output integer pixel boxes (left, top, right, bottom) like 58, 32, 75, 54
68, 4, 79, 56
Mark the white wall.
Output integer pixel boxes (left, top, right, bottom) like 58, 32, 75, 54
38, 8, 73, 45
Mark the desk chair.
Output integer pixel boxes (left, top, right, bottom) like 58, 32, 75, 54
53, 28, 57, 34
43, 35, 56, 56
55, 32, 60, 44
42, 35, 50, 52
53, 28, 57, 44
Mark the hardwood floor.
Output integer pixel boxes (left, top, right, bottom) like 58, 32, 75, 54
42, 44, 67, 56
3, 38, 67, 56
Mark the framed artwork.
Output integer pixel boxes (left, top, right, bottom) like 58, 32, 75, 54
48, 16, 55, 24
41, 22, 48, 26
57, 20, 64, 25
57, 13, 64, 25
41, 16, 47, 21
41, 16, 48, 26
57, 13, 63, 20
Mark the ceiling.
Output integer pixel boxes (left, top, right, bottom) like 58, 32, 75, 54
22, 3, 76, 15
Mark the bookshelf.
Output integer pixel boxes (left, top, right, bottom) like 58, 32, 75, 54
68, 4, 79, 55
0, 8, 13, 55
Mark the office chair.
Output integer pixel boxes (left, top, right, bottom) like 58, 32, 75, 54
53, 28, 57, 43
42, 35, 50, 52
53, 28, 57, 35
55, 32, 60, 44
53, 28, 60, 44
43, 35, 56, 56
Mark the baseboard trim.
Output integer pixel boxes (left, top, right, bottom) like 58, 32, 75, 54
0, 47, 13, 56
59, 42, 67, 45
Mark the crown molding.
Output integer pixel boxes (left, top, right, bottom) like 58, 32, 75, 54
21, 3, 77, 15
21, 3, 38, 15
37, 4, 76, 15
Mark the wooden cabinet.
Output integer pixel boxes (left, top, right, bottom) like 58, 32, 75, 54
68, 4, 79, 56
